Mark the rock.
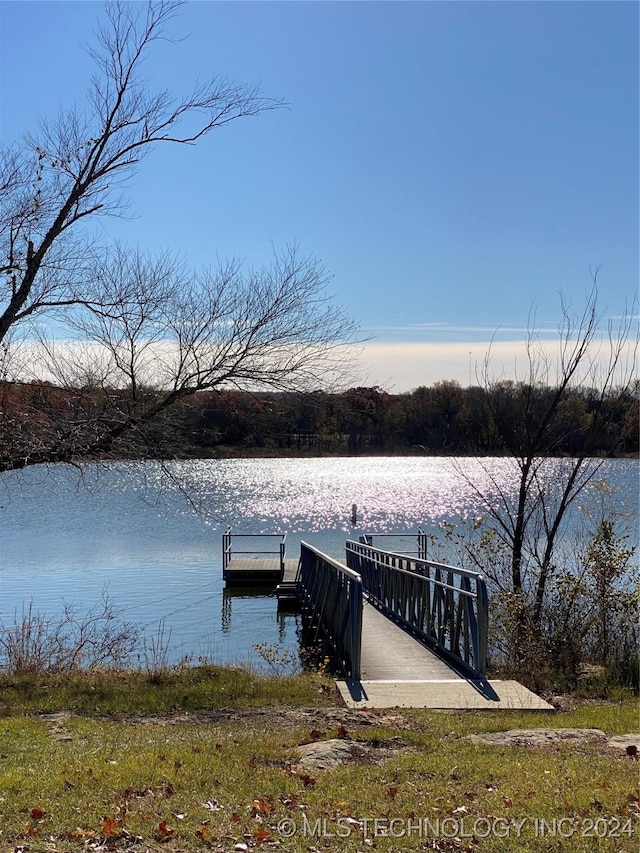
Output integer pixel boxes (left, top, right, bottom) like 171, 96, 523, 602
546, 694, 577, 712
295, 738, 355, 769
295, 735, 407, 769
466, 728, 607, 748
607, 734, 640, 754
40, 711, 73, 742
577, 664, 607, 680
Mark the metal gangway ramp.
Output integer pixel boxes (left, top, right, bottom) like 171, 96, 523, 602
297, 540, 551, 711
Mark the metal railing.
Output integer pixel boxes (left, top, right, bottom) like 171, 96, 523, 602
222, 527, 286, 574
358, 528, 428, 560
297, 541, 363, 679
346, 540, 488, 677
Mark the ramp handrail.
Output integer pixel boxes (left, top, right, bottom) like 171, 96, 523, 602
222, 527, 286, 574
346, 540, 488, 677
297, 541, 362, 679
358, 528, 428, 560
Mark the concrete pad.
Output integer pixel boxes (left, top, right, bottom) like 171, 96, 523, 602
336, 678, 554, 711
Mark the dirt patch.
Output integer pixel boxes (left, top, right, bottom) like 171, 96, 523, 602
41, 707, 638, 764
103, 705, 416, 732
40, 710, 74, 741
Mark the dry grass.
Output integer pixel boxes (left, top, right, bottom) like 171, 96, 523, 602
0, 668, 637, 851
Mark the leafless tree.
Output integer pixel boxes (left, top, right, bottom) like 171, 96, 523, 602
0, 0, 280, 342
0, 2, 359, 470
456, 281, 637, 662
1, 243, 358, 471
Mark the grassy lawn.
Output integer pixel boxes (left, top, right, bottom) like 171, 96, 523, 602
0, 667, 638, 852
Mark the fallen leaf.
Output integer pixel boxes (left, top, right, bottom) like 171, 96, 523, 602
299, 773, 316, 788
30, 808, 46, 820
336, 725, 348, 738
62, 828, 94, 841
254, 826, 271, 843
101, 816, 122, 837
252, 798, 271, 816
387, 786, 398, 799
154, 820, 174, 839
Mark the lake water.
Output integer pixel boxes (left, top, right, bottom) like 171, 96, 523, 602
1, 457, 637, 668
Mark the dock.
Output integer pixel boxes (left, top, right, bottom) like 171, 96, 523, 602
222, 528, 298, 585
223, 556, 299, 585
221, 531, 552, 711
296, 539, 552, 711
337, 601, 551, 710
274, 560, 301, 602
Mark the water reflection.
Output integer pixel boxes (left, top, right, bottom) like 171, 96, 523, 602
221, 586, 292, 644
1, 457, 637, 668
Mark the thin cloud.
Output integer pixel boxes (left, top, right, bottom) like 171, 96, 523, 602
363, 322, 564, 340
364, 313, 638, 341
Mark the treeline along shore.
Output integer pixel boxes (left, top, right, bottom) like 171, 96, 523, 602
2, 379, 637, 463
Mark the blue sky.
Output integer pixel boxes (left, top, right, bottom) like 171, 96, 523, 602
1, 1, 638, 391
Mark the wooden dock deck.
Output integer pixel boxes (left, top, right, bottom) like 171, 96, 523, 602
224, 556, 298, 585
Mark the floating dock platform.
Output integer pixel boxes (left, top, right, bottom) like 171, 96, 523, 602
223, 556, 299, 586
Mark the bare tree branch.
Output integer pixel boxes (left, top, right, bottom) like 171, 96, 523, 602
459, 283, 637, 651
0, 244, 359, 471
0, 0, 282, 342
